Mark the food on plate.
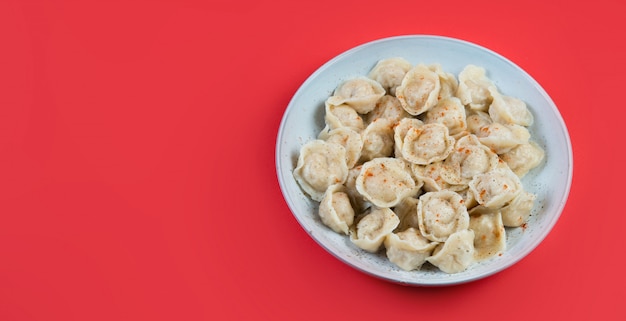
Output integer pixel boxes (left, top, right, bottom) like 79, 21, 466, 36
292, 60, 544, 273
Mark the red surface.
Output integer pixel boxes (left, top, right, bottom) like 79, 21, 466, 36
0, 0, 623, 320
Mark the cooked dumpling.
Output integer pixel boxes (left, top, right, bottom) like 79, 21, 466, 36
384, 228, 438, 271
395, 64, 441, 116
360, 118, 395, 162
293, 140, 349, 201
350, 207, 399, 252
488, 86, 534, 126
456, 64, 495, 111
343, 165, 370, 213
426, 229, 475, 273
393, 196, 420, 231
393, 117, 424, 158
500, 190, 537, 227
443, 134, 500, 185
368, 57, 413, 96
468, 167, 523, 209
318, 127, 363, 168
401, 123, 455, 165
500, 141, 545, 178
366, 95, 411, 124
356, 157, 418, 208
424, 97, 467, 138
466, 110, 493, 135
324, 102, 365, 132
326, 77, 385, 114
469, 208, 506, 261
318, 184, 355, 235
476, 122, 531, 154
428, 63, 459, 100
411, 162, 465, 193
417, 190, 470, 242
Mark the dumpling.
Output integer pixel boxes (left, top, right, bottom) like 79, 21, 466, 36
356, 158, 419, 208
384, 228, 438, 271
293, 140, 349, 201
411, 162, 466, 193
468, 207, 506, 261
395, 64, 441, 116
366, 95, 411, 124
368, 57, 413, 96
426, 229, 475, 274
324, 102, 365, 132
424, 97, 467, 138
360, 118, 395, 162
326, 77, 385, 114
318, 127, 363, 168
466, 110, 492, 136
350, 207, 399, 253
468, 167, 523, 209
443, 134, 500, 185
488, 86, 534, 127
500, 190, 537, 227
393, 117, 424, 159
318, 184, 355, 235
428, 63, 459, 100
456, 64, 495, 111
417, 190, 470, 242
476, 122, 530, 154
500, 141, 545, 178
343, 165, 370, 213
401, 123, 455, 165
393, 196, 420, 231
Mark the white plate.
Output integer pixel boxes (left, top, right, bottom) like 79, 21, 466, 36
275, 35, 572, 286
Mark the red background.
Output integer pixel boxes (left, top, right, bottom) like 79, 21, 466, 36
0, 0, 623, 320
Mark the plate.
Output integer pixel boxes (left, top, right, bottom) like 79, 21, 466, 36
275, 35, 572, 286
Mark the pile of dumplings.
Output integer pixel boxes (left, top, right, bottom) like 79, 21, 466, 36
293, 58, 545, 274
